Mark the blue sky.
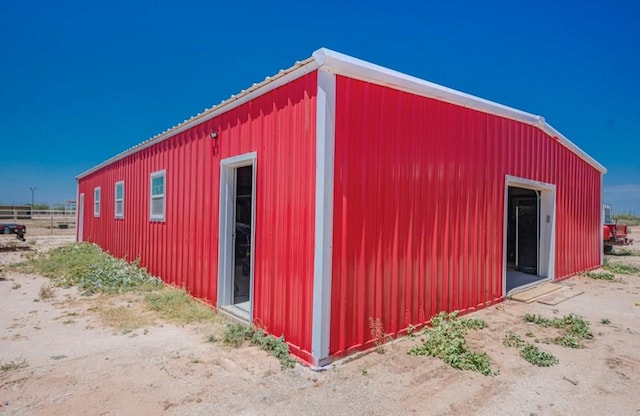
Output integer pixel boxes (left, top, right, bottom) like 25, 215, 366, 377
1, 0, 638, 213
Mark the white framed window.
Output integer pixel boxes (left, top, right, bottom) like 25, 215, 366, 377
150, 170, 166, 221
94, 187, 101, 217
115, 181, 124, 219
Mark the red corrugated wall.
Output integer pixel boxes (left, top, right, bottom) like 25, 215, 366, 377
78, 71, 318, 361
330, 76, 601, 356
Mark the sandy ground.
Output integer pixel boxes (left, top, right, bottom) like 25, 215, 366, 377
1, 228, 639, 415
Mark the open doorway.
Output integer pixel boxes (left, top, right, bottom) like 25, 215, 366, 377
504, 176, 556, 294
218, 153, 256, 322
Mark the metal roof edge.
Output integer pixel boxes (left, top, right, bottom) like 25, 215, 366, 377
542, 122, 607, 173
312, 48, 606, 174
76, 56, 318, 180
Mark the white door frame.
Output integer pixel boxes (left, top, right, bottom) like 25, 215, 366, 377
503, 175, 556, 295
217, 152, 256, 322
77, 193, 85, 242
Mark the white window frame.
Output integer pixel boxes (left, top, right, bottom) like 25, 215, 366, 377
114, 181, 124, 219
94, 187, 101, 217
150, 170, 166, 222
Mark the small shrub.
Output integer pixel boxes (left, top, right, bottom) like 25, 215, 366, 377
408, 311, 491, 375
222, 323, 253, 347
369, 317, 387, 353
600, 318, 611, 325
39, 284, 54, 300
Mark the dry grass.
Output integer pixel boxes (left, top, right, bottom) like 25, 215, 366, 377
39, 284, 54, 300
0, 358, 29, 372
144, 288, 218, 324
89, 294, 157, 331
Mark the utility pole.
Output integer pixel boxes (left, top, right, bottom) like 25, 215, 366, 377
29, 187, 37, 215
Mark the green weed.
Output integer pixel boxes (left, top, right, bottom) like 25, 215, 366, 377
549, 334, 583, 349
607, 249, 636, 256
503, 333, 558, 367
583, 271, 615, 281
408, 311, 491, 376
524, 313, 592, 348
524, 313, 592, 337
12, 243, 163, 294
222, 323, 296, 369
222, 322, 254, 347
600, 318, 611, 325
603, 261, 640, 275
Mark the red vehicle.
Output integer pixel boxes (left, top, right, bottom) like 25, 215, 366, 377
603, 204, 633, 253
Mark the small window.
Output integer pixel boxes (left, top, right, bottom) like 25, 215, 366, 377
150, 170, 166, 221
115, 181, 124, 219
94, 187, 101, 217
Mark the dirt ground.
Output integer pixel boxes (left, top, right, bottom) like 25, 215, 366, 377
1, 228, 639, 415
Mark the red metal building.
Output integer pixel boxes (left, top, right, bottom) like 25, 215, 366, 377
76, 48, 605, 366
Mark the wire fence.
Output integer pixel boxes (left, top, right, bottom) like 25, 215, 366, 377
0, 209, 77, 236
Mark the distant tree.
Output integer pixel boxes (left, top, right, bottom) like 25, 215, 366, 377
33, 203, 50, 210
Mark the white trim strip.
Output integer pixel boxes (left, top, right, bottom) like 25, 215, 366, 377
600, 174, 604, 265
78, 48, 605, 180
311, 69, 336, 366
313, 48, 606, 174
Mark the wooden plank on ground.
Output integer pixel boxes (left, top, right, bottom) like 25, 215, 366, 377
537, 289, 584, 305
509, 283, 565, 303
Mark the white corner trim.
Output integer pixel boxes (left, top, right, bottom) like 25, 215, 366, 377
312, 48, 606, 174
600, 174, 604, 266
311, 68, 336, 365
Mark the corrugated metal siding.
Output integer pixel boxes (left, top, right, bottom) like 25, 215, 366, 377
78, 71, 317, 362
330, 76, 601, 356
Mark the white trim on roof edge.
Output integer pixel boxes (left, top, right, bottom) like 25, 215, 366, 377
77, 48, 605, 179
76, 57, 318, 179
312, 48, 606, 174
